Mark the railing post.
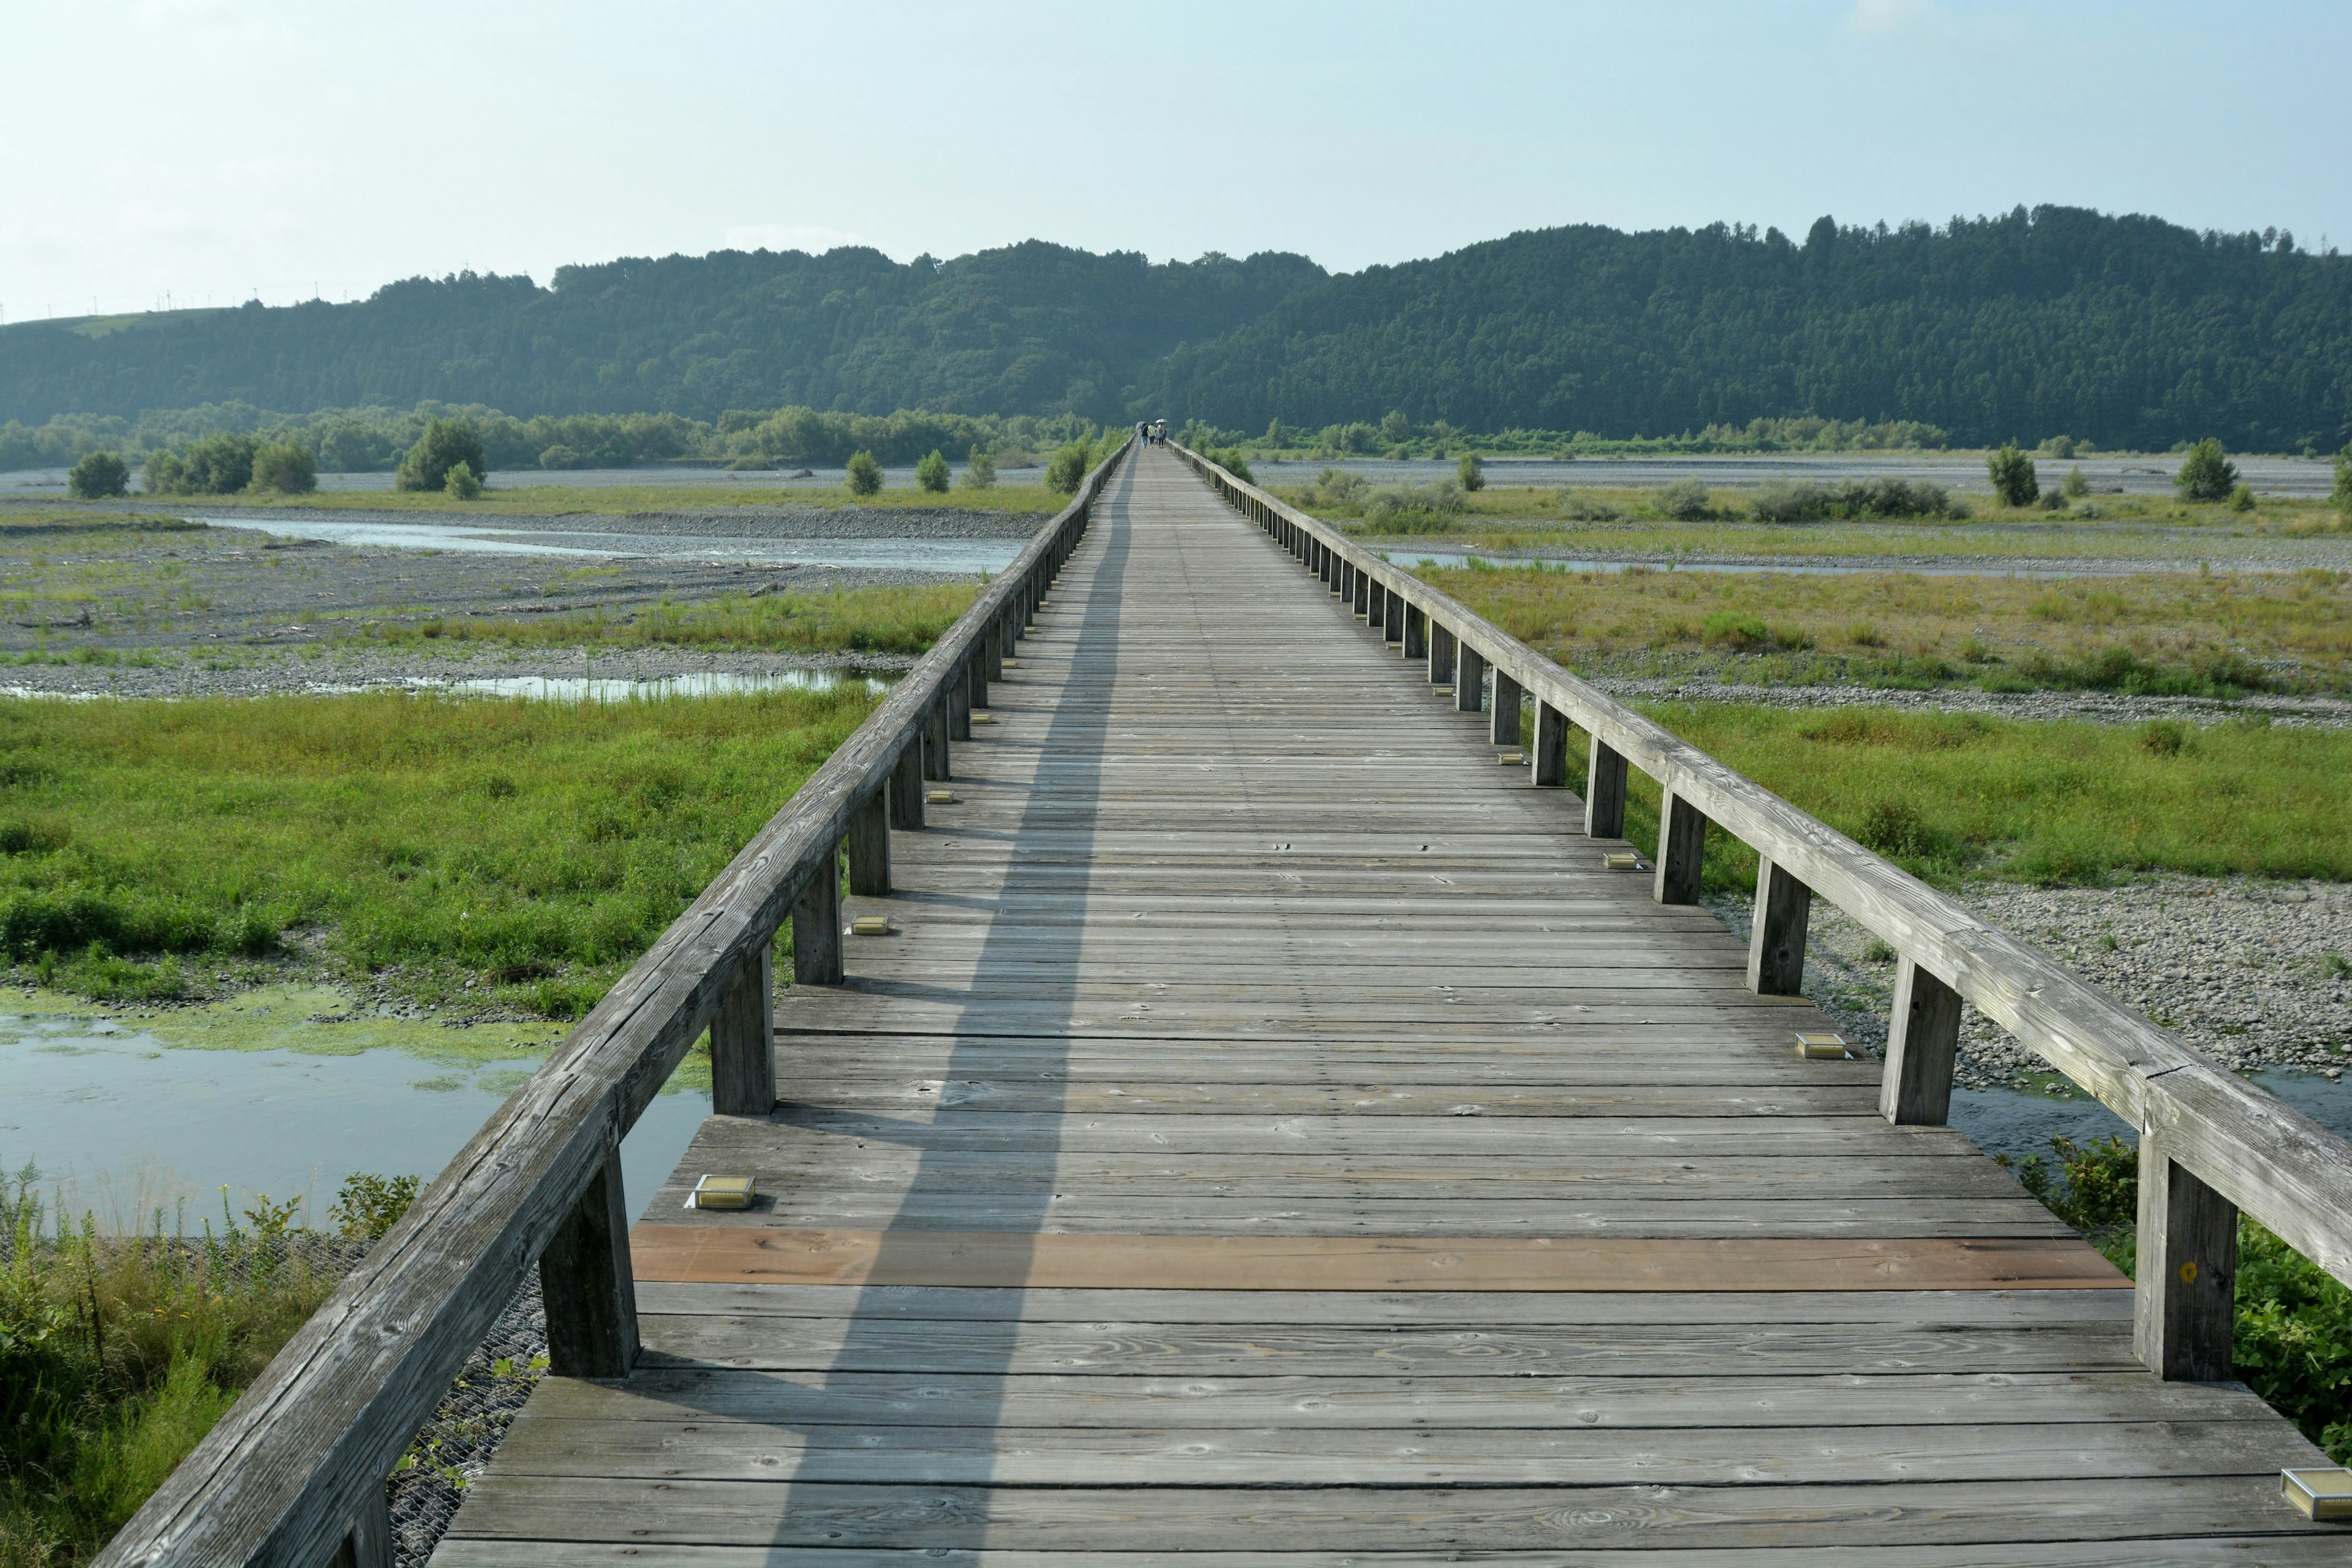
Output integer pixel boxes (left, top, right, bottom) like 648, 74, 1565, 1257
793, 848, 844, 986
709, 943, 775, 1116
1429, 624, 1456, 687
1654, 788, 1708, 904
1491, 670, 1522, 746
1456, 644, 1487, 714
2135, 1136, 2239, 1381
538, 1146, 638, 1379
1403, 605, 1427, 660
1881, 956, 1961, 1124
1335, 559, 1351, 598
1747, 856, 1812, 995
1584, 737, 1628, 837
1384, 588, 1405, 646
924, 691, 952, 780
981, 619, 1003, 682
1534, 703, 1568, 786
1353, 567, 1371, 617
949, 661, 973, 741
890, 738, 924, 829
1367, 579, 1386, 630
847, 786, 890, 896
329, 1487, 391, 1568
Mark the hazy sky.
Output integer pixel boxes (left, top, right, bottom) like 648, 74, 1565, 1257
2, 0, 2346, 320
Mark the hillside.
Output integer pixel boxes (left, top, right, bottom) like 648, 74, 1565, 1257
0, 243, 1325, 428
1147, 207, 2352, 453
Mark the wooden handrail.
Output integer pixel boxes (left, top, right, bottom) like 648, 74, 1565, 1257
96, 438, 1135, 1568
1174, 440, 2352, 1384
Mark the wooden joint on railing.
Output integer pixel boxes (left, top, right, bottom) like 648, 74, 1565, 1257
791, 842, 843, 987
1653, 789, 1708, 905
709, 943, 775, 1116
1747, 856, 1813, 996
847, 786, 890, 897
1585, 737, 1629, 837
2135, 1129, 2239, 1380
539, 1145, 639, 1379
1490, 669, 1523, 747
1882, 956, 1961, 1124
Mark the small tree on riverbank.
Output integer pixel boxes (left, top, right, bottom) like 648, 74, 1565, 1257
962, 448, 997, 490
1457, 454, 1485, 492
2176, 439, 2238, 502
66, 451, 128, 499
845, 450, 883, 496
915, 449, 950, 492
396, 418, 486, 492
1988, 442, 2039, 507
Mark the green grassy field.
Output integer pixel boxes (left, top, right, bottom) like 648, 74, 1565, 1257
0, 687, 876, 1018
352, 579, 979, 657
1427, 559, 2352, 695
1567, 703, 2352, 892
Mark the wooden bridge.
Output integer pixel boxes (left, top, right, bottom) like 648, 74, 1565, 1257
104, 443, 2352, 1564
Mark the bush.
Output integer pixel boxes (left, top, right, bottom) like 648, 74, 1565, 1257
1457, 454, 1485, 492
2138, 718, 2190, 756
442, 461, 483, 500
66, 451, 129, 499
248, 440, 316, 496
1658, 478, 1711, 520
394, 418, 486, 492
328, 1172, 420, 1240
1363, 478, 1466, 524
2336, 443, 2352, 514
1749, 477, 1962, 523
915, 449, 950, 493
143, 434, 258, 497
1215, 448, 1254, 483
1044, 440, 1091, 496
539, 443, 582, 469
845, 450, 883, 496
961, 448, 996, 490
2229, 481, 2256, 513
2062, 465, 2090, 499
2176, 437, 2238, 502
1988, 442, 2040, 507
1554, 487, 1621, 521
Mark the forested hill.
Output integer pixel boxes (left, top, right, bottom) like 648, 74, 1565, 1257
1148, 208, 2352, 453
0, 243, 1325, 428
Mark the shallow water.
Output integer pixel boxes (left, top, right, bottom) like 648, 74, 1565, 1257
198, 515, 1029, 573
1952, 1070, 2352, 1167
432, 669, 891, 701
0, 1015, 706, 1229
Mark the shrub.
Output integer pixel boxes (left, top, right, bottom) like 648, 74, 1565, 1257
1988, 442, 2040, 507
1749, 478, 1827, 522
2138, 718, 2190, 756
328, 1172, 421, 1240
1457, 454, 1485, 492
2229, 482, 2256, 513
915, 449, 950, 493
143, 434, 258, 496
442, 461, 483, 500
248, 440, 317, 496
539, 443, 582, 469
1363, 478, 1466, 524
1311, 469, 1368, 508
1658, 478, 1710, 520
1854, 796, 1959, 866
1043, 440, 1091, 496
2039, 434, 2078, 459
1555, 487, 1620, 521
961, 448, 996, 490
2062, 465, 2090, 499
66, 451, 129, 499
2335, 443, 2352, 514
845, 450, 884, 496
1213, 447, 1253, 483
395, 418, 486, 492
2176, 438, 2238, 502
2040, 488, 2069, 511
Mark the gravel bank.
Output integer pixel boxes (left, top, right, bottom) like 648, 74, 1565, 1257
1711, 875, 2352, 1086
152, 500, 1047, 541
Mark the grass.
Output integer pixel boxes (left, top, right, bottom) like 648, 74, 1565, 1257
1423, 559, 2352, 695
1283, 481, 2352, 564
2002, 1135, 2352, 1463
350, 579, 979, 657
0, 1165, 345, 1566
1557, 703, 2352, 892
164, 480, 1064, 517
0, 686, 878, 1019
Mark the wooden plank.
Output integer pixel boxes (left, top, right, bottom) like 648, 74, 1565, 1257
434, 1542, 2352, 1567
627, 1227, 2127, 1291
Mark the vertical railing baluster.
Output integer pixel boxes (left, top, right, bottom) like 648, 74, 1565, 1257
1881, 957, 1961, 1123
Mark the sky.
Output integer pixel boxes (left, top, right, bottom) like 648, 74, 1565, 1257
1, 0, 2347, 321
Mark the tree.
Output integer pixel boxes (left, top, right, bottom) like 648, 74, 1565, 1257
443, 461, 483, 500
2174, 438, 2237, 502
1988, 442, 2038, 507
2062, 466, 2090, 499
66, 450, 127, 499
143, 432, 258, 496
1457, 454, 1485, 492
396, 417, 486, 492
915, 449, 950, 492
1044, 440, 1091, 496
249, 440, 317, 495
2228, 481, 2256, 513
961, 448, 997, 490
2335, 443, 2352, 514
1379, 409, 1412, 445
845, 450, 883, 496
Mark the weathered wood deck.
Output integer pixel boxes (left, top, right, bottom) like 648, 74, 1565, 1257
433, 446, 2337, 1562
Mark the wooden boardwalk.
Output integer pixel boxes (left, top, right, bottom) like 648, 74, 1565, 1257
434, 446, 2337, 1562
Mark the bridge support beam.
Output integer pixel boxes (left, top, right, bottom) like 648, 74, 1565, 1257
1880, 957, 1960, 1124
1367, 581, 1385, 630
1354, 568, 1371, 618
709, 944, 775, 1116
1534, 703, 1569, 786
330, 1488, 392, 1568
1429, 624, 1456, 687
793, 848, 843, 986
1456, 644, 1487, 714
949, 665, 973, 741
539, 1147, 639, 1380
1491, 671, 1523, 747
1584, 738, 1628, 837
2135, 1137, 2239, 1381
924, 693, 951, 780
1403, 605, 1427, 660
1384, 588, 1405, 646
1653, 789, 1708, 904
1746, 857, 1812, 994
890, 741, 924, 830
